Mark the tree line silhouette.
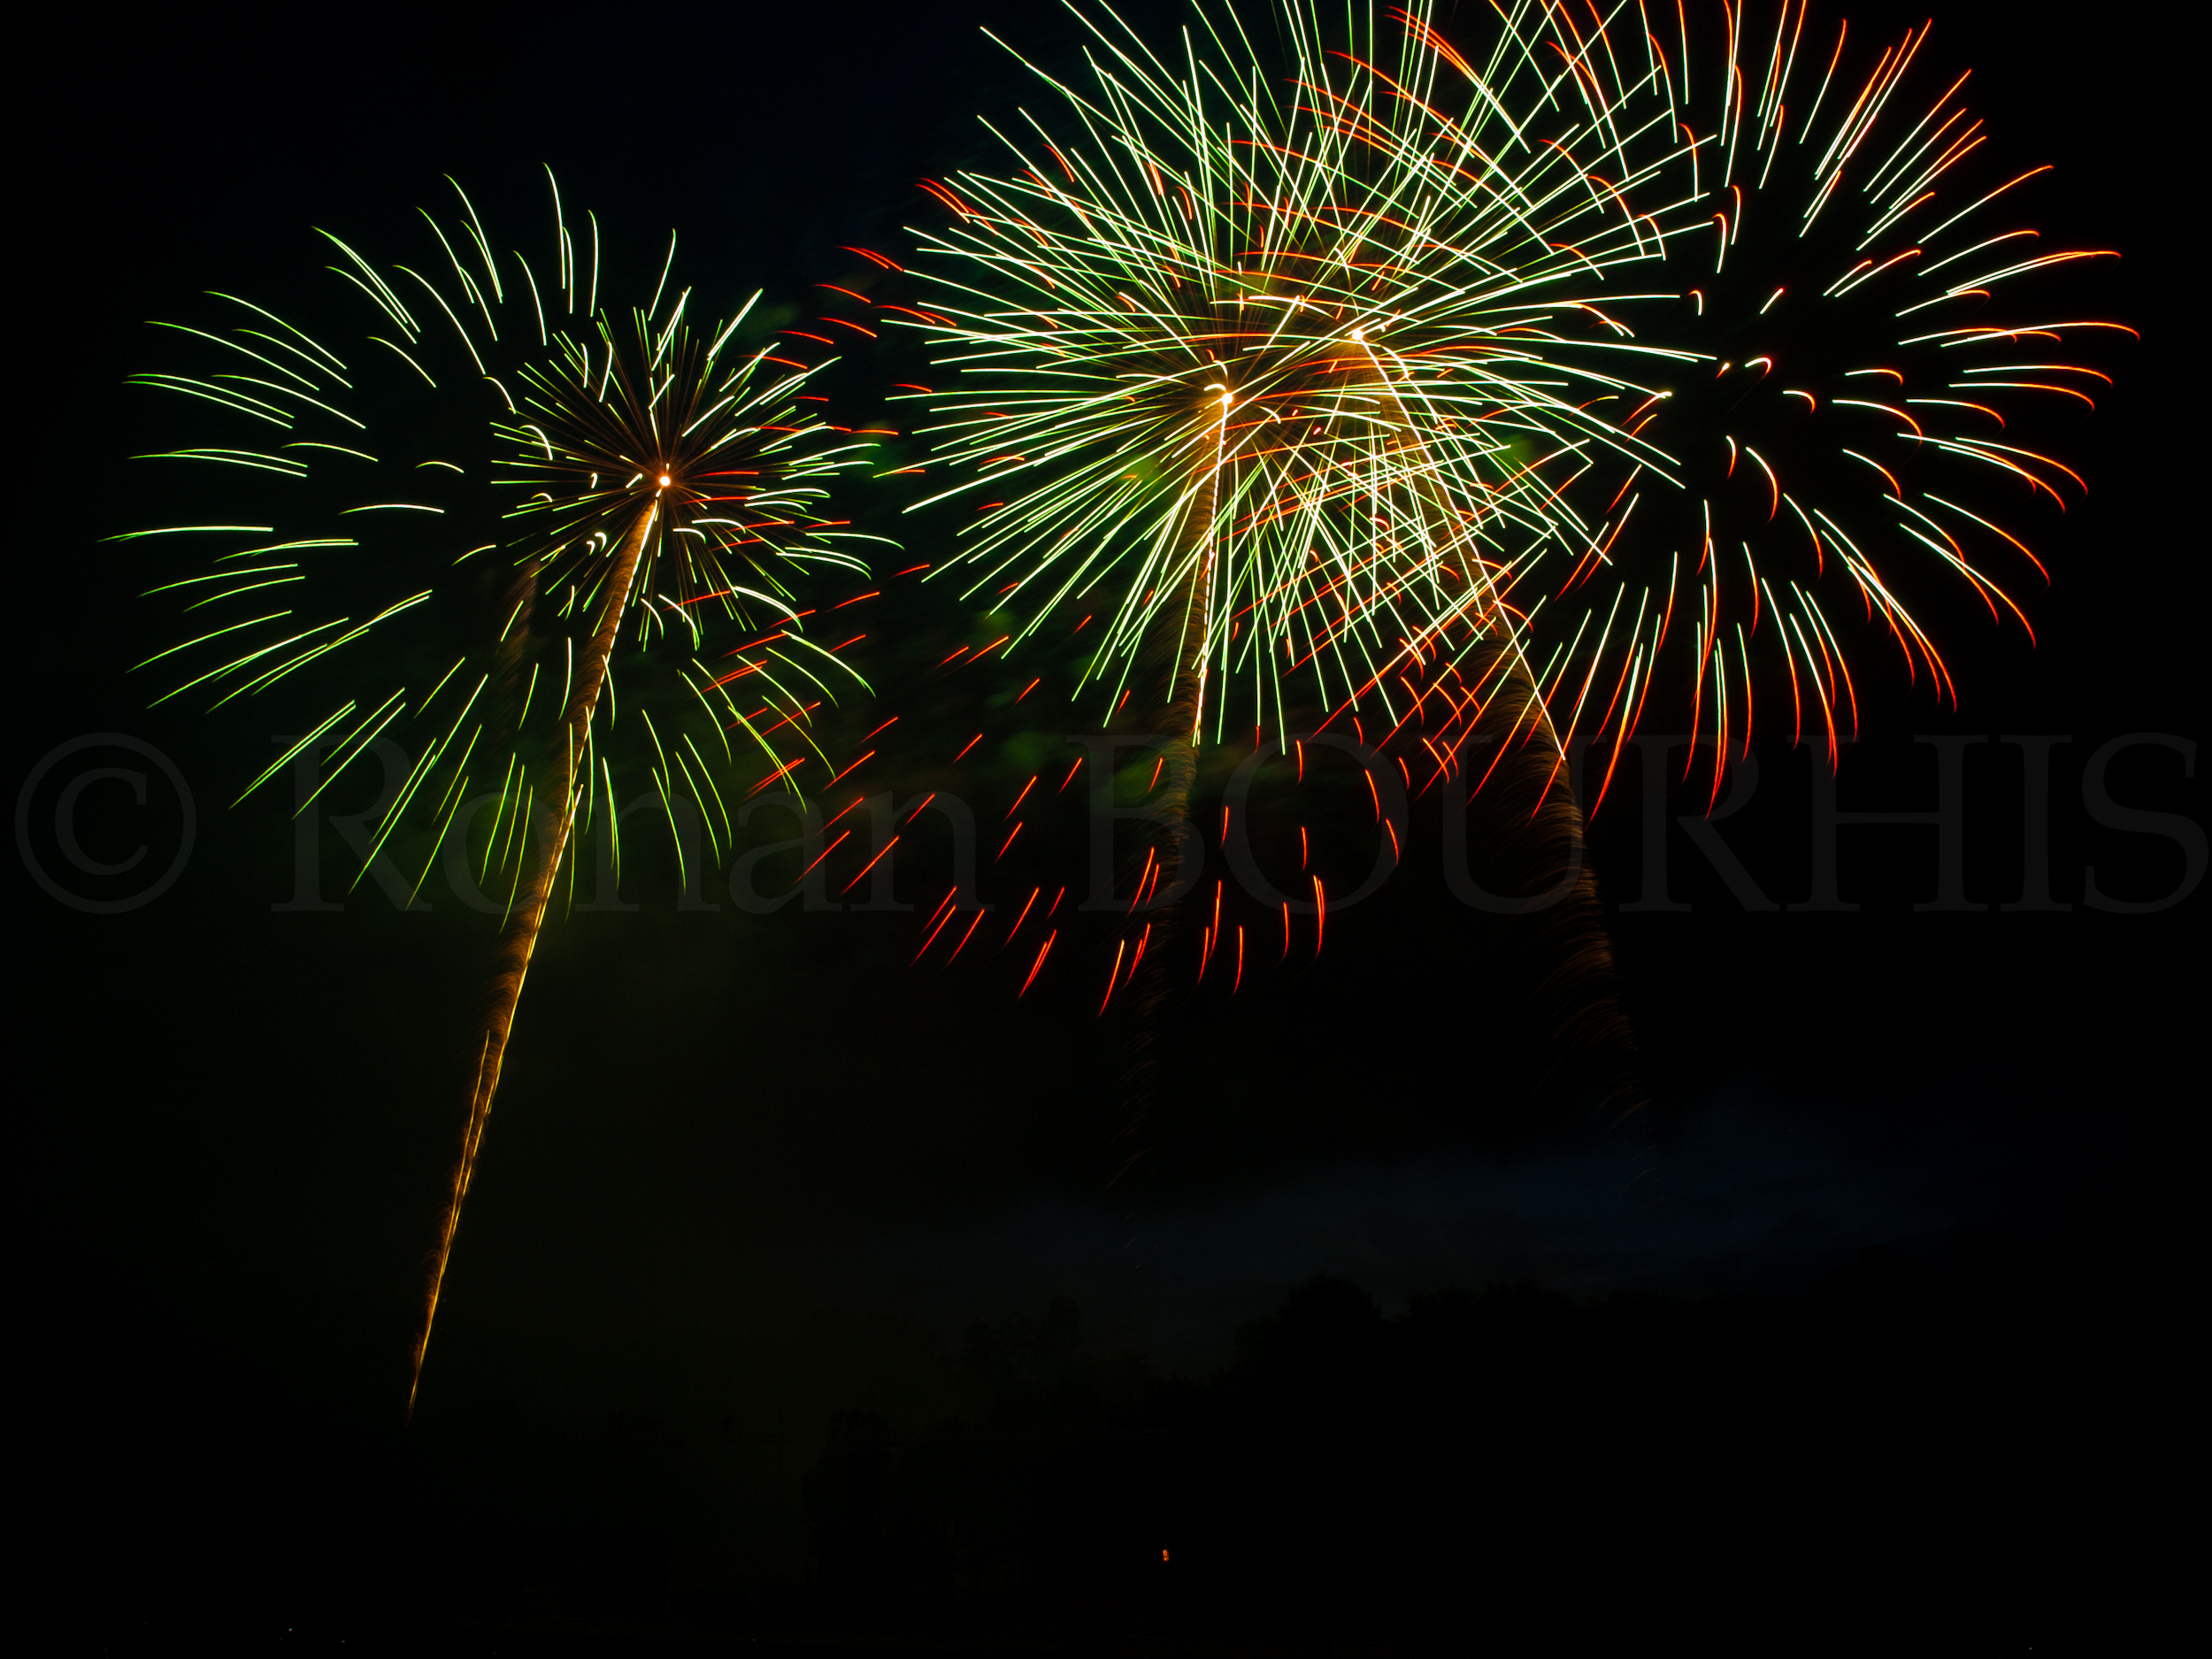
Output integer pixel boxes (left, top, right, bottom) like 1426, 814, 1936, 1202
60, 1217, 2174, 1652
788, 1231, 2157, 1649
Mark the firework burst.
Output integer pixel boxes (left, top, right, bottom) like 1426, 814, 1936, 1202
1407, 0, 2125, 804
897, 2, 1689, 762
125, 173, 883, 1409
878, 1, 1680, 1134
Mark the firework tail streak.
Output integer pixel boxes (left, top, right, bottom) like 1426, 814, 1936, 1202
414, 495, 654, 1416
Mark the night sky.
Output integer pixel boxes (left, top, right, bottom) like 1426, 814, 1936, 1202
15, 1, 2197, 1648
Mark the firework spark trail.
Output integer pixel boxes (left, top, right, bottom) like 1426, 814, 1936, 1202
126, 173, 888, 1413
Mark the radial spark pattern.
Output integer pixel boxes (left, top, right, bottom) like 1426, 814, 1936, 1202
897, 1, 1684, 744
1407, 0, 2124, 800
127, 173, 880, 900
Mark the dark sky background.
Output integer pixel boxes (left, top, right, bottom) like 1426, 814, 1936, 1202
10, 0, 2198, 1633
